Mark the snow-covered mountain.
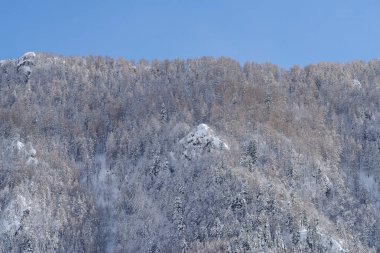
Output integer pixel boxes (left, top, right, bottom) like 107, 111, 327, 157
0, 53, 379, 252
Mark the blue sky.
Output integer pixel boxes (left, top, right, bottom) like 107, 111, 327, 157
1, 0, 379, 68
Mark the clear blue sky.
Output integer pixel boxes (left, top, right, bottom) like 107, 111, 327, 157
1, 0, 379, 68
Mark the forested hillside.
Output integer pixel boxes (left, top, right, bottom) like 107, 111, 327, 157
1, 53, 379, 252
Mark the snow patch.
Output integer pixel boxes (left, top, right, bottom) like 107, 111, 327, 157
359, 170, 377, 194
26, 157, 38, 166
299, 228, 346, 252
352, 79, 361, 86
16, 141, 25, 150
92, 153, 119, 253
17, 52, 36, 67
359, 170, 380, 229
21, 52, 36, 58
319, 232, 346, 252
0, 194, 30, 233
351, 79, 362, 89
12, 140, 38, 165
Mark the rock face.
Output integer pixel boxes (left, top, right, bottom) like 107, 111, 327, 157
0, 52, 36, 85
16, 52, 36, 75
179, 123, 229, 159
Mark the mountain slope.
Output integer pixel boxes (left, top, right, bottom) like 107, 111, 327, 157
0, 53, 379, 252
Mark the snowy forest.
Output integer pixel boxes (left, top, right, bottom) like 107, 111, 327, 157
0, 52, 380, 252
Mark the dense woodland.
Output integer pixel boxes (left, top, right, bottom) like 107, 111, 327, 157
0, 53, 380, 252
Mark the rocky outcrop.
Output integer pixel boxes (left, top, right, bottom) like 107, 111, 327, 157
179, 123, 229, 160
16, 52, 36, 76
